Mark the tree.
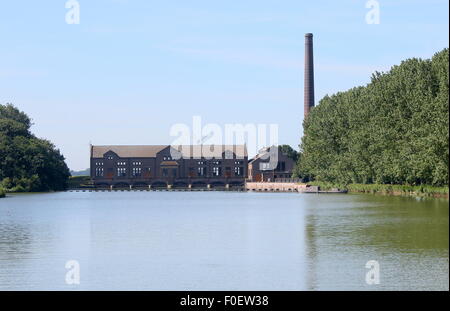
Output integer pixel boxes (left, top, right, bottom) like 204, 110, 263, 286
295, 49, 449, 187
278, 145, 299, 162
0, 104, 70, 191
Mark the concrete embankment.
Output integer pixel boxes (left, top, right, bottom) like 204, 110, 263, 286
246, 182, 310, 192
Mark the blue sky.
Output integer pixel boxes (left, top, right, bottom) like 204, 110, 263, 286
0, 0, 448, 170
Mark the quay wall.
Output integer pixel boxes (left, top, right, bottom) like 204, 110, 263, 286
246, 182, 309, 192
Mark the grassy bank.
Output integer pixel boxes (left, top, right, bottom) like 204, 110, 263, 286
308, 181, 449, 198
0, 187, 5, 198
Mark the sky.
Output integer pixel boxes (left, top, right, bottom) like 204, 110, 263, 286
0, 0, 448, 170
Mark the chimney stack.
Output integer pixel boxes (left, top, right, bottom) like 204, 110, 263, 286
304, 33, 315, 118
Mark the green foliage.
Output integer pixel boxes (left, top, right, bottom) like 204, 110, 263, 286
0, 187, 5, 198
278, 145, 299, 162
68, 175, 92, 189
0, 103, 70, 192
307, 181, 448, 197
296, 49, 449, 187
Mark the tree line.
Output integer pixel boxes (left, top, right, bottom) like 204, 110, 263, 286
0, 104, 70, 192
295, 48, 449, 187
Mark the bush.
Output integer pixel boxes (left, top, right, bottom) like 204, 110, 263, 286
308, 182, 449, 197
0, 187, 5, 198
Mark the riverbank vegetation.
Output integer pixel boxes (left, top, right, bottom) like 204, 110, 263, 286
308, 181, 448, 197
0, 104, 70, 193
68, 175, 92, 189
295, 49, 449, 195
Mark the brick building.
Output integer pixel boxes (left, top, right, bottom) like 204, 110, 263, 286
90, 145, 247, 189
247, 147, 296, 182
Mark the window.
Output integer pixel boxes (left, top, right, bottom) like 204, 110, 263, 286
197, 161, 205, 165
132, 161, 142, 166
106, 156, 114, 160
117, 167, 126, 177
212, 167, 221, 176
234, 161, 243, 165
96, 162, 104, 166
162, 168, 169, 177
95, 167, 104, 176
163, 156, 172, 161
117, 161, 126, 166
261, 162, 271, 170
197, 167, 206, 177
212, 160, 221, 165
234, 166, 243, 176
132, 167, 141, 177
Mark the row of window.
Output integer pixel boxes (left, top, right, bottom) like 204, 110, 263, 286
95, 166, 244, 177
132, 167, 142, 177
96, 160, 245, 167
117, 167, 127, 177
192, 166, 244, 177
105, 153, 241, 161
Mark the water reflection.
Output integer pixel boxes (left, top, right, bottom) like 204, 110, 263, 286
0, 192, 448, 290
302, 194, 448, 290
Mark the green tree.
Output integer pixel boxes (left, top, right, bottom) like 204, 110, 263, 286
295, 49, 449, 187
278, 145, 299, 162
0, 103, 70, 191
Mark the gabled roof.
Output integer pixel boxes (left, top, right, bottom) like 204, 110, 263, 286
92, 145, 167, 158
91, 145, 247, 159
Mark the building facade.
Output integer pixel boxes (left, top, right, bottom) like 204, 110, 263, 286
90, 145, 248, 189
248, 147, 296, 182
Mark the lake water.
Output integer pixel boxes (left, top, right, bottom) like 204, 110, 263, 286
0, 191, 448, 290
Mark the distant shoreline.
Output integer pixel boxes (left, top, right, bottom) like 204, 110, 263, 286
2, 177, 447, 199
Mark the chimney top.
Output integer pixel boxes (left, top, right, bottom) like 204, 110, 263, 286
305, 33, 313, 37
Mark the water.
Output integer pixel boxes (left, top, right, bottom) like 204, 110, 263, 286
0, 191, 448, 290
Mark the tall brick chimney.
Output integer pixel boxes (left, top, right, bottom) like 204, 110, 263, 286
304, 33, 315, 118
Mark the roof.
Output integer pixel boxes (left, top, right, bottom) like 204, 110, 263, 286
173, 145, 247, 159
249, 146, 282, 164
91, 145, 247, 159
91, 145, 167, 158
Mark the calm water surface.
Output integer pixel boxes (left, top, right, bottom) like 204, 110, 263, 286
0, 191, 448, 290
